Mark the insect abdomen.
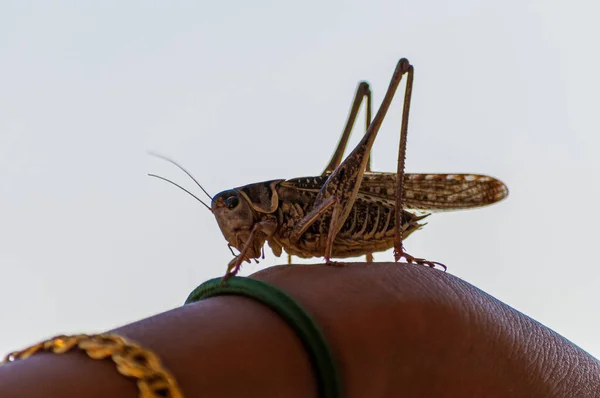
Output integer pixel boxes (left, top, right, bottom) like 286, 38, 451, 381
273, 195, 427, 259
338, 199, 394, 240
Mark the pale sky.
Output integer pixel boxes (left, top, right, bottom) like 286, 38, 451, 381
1, 1, 599, 359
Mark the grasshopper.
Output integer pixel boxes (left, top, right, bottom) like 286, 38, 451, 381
149, 58, 508, 279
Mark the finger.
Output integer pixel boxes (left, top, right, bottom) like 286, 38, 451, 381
251, 262, 599, 397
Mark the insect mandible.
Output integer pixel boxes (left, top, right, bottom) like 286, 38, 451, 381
149, 58, 508, 280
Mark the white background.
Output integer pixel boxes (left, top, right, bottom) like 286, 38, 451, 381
1, 1, 599, 359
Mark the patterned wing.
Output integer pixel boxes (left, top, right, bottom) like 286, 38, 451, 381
281, 172, 508, 212
358, 172, 508, 212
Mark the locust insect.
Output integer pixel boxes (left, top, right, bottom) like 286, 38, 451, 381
149, 58, 508, 280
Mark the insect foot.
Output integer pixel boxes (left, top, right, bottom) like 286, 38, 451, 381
394, 248, 447, 272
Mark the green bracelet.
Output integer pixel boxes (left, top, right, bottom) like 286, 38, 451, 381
185, 276, 342, 398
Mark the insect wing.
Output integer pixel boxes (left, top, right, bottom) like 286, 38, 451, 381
281, 172, 507, 212
359, 172, 508, 212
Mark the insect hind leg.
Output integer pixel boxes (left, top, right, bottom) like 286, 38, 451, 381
322, 81, 373, 175
314, 59, 414, 265
391, 62, 445, 271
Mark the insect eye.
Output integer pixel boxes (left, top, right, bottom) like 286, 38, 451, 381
226, 196, 239, 209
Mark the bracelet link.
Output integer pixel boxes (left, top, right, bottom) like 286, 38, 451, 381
2, 333, 183, 398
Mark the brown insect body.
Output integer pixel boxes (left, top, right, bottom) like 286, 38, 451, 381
211, 171, 507, 262
151, 58, 509, 279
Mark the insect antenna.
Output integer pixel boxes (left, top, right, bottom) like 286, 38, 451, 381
147, 173, 212, 211
148, 152, 213, 200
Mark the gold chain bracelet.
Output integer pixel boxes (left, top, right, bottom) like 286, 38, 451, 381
1, 333, 183, 398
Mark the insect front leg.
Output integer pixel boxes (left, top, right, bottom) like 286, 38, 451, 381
222, 220, 277, 282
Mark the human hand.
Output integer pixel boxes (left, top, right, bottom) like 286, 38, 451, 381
1, 262, 598, 397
